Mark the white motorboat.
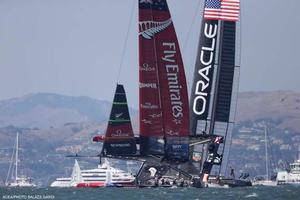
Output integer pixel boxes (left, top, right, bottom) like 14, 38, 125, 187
277, 154, 300, 185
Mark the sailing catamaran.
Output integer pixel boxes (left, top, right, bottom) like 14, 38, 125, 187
189, 0, 251, 187
5, 132, 36, 187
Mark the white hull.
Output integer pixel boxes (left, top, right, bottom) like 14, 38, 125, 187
51, 159, 135, 188
277, 154, 300, 185
6, 177, 36, 187
7, 183, 36, 187
206, 183, 229, 188
252, 180, 277, 186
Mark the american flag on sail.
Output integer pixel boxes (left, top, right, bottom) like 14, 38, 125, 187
204, 0, 240, 22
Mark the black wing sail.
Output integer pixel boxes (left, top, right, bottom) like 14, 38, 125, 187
101, 84, 137, 156
189, 0, 241, 179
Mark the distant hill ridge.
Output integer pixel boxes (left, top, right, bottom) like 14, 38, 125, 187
236, 91, 300, 132
0, 93, 112, 128
0, 91, 299, 132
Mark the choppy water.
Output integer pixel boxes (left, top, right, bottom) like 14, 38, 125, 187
1, 185, 299, 200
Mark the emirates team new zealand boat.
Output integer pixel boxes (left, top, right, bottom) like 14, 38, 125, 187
94, 0, 200, 163
93, 0, 209, 183
137, 0, 219, 166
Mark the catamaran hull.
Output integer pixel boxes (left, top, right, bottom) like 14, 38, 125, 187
207, 178, 252, 188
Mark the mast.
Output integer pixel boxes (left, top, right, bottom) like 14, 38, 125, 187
265, 126, 269, 180
15, 132, 18, 180
189, 0, 241, 179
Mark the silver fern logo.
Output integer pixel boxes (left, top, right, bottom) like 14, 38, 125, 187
139, 19, 172, 40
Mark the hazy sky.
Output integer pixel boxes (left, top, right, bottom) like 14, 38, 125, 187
0, 0, 299, 108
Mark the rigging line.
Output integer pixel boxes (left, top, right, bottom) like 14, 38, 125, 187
183, 0, 202, 89
5, 139, 16, 184
266, 125, 276, 174
219, 122, 230, 175
149, 3, 164, 134
182, 0, 202, 54
116, 0, 136, 83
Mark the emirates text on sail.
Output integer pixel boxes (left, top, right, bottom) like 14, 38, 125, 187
162, 42, 184, 119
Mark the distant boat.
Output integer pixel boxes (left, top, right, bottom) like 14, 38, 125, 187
5, 132, 36, 187
252, 126, 277, 186
277, 153, 300, 185
50, 159, 135, 188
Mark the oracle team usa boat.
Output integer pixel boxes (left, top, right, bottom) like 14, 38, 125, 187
189, 0, 251, 187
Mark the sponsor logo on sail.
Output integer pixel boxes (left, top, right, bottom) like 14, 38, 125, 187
140, 63, 155, 72
141, 102, 159, 109
110, 144, 131, 147
139, 19, 172, 40
115, 113, 123, 118
166, 130, 179, 136
111, 129, 129, 137
142, 119, 152, 124
139, 83, 157, 89
192, 23, 218, 116
172, 144, 183, 149
162, 42, 184, 121
149, 113, 162, 118
172, 119, 182, 125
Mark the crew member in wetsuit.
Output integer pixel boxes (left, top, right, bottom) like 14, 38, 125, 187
230, 166, 235, 179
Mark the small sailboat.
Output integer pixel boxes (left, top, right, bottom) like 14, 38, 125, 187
5, 132, 36, 187
252, 126, 277, 186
